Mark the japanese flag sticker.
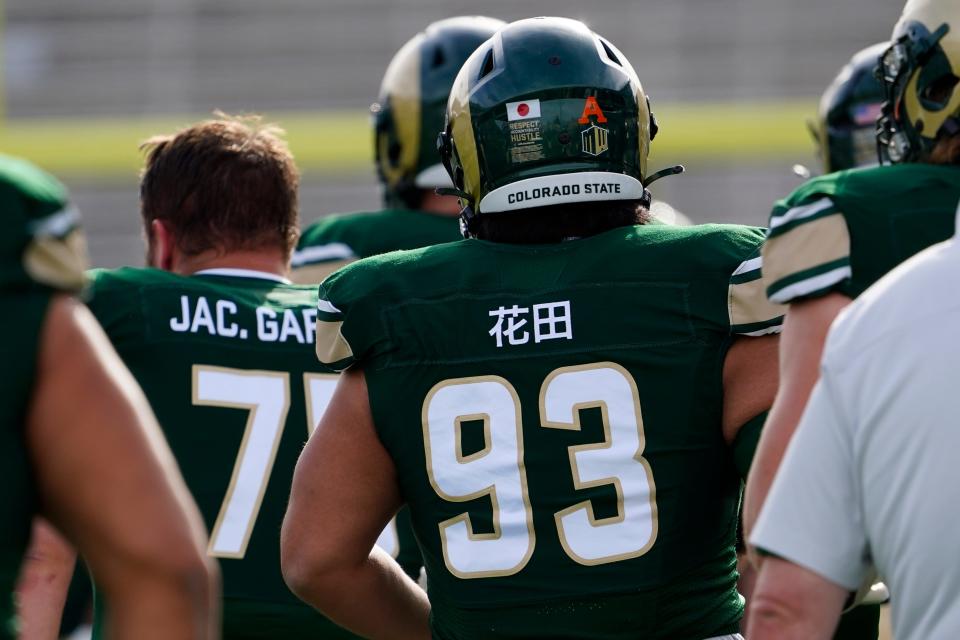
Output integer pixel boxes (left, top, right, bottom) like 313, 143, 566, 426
506, 99, 541, 121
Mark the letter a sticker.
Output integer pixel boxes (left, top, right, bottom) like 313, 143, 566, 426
578, 96, 608, 124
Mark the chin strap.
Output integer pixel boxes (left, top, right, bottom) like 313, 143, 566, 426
437, 187, 478, 239
644, 164, 685, 187
435, 186, 473, 200
640, 164, 685, 207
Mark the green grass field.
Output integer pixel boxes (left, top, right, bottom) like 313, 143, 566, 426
0, 100, 817, 178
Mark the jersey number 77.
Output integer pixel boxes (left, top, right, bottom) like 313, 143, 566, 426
192, 365, 399, 559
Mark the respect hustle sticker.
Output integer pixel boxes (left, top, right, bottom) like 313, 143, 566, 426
509, 119, 544, 163
506, 99, 541, 121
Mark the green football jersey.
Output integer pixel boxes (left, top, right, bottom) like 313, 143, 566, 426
86, 267, 357, 640
764, 163, 960, 304
315, 223, 784, 639
291, 208, 461, 284
0, 154, 86, 640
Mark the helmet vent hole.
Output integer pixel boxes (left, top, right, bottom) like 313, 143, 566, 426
432, 47, 446, 69
478, 49, 496, 81
599, 39, 622, 67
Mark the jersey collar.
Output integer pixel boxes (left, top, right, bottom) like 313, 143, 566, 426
193, 267, 291, 284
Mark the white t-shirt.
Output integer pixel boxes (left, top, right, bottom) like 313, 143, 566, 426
750, 204, 960, 640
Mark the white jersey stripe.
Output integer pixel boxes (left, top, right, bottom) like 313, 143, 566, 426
732, 255, 763, 276
769, 265, 852, 304
29, 204, 81, 236
769, 197, 834, 231
737, 325, 783, 337
317, 299, 342, 314
292, 242, 356, 267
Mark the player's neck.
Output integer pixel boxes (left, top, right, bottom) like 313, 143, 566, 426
173, 249, 289, 279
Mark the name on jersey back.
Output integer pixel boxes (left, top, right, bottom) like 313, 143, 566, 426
169, 294, 317, 344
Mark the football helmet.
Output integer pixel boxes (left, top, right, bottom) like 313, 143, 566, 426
812, 43, 889, 172
876, 0, 960, 163
437, 17, 679, 237
373, 16, 505, 209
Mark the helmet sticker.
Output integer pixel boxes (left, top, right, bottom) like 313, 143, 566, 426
578, 97, 610, 156
479, 171, 645, 213
507, 99, 545, 163
507, 99, 541, 121
578, 96, 608, 124
853, 102, 883, 126
581, 124, 609, 156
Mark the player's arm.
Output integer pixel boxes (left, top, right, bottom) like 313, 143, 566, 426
722, 242, 784, 463
15, 519, 77, 640
746, 367, 866, 638
281, 368, 430, 640
723, 331, 779, 623
27, 295, 219, 639
721, 333, 780, 448
743, 292, 850, 539
744, 193, 853, 539
746, 556, 848, 640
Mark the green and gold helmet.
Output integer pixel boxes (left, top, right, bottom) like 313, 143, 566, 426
876, 0, 960, 163
372, 16, 505, 209
813, 43, 889, 173
437, 17, 674, 237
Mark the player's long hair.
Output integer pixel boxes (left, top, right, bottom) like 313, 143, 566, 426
472, 200, 652, 244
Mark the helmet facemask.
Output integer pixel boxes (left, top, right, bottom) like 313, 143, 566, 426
876, 20, 959, 163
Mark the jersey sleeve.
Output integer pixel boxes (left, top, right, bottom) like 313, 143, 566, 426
291, 219, 357, 285
763, 195, 853, 304
314, 286, 356, 372
314, 259, 383, 372
0, 155, 88, 293
728, 246, 786, 336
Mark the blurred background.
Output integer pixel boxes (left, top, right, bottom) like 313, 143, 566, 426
3, 0, 902, 267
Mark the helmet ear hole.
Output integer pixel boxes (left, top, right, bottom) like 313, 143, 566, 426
387, 141, 402, 166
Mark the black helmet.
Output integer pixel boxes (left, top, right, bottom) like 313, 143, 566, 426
813, 43, 888, 172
